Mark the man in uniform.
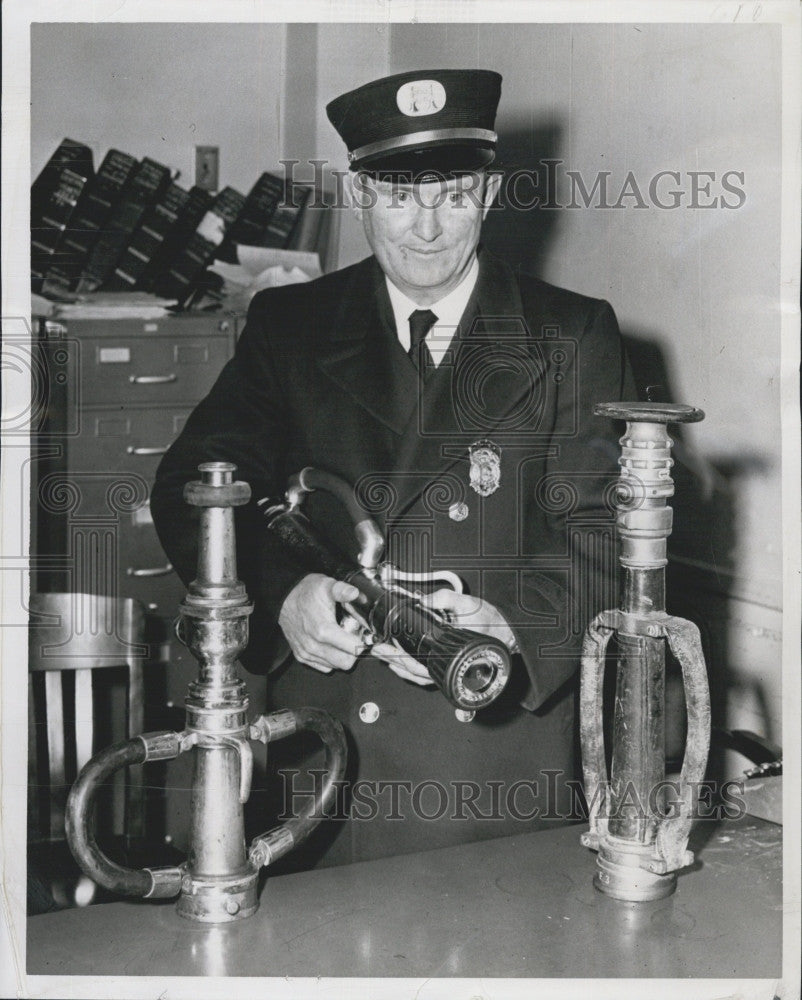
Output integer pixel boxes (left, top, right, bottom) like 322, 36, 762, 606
151, 69, 636, 868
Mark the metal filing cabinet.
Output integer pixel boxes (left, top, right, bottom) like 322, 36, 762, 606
33, 312, 241, 850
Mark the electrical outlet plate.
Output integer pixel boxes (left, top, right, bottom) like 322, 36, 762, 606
195, 146, 219, 192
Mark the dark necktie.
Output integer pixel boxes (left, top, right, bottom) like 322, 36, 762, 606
408, 309, 438, 375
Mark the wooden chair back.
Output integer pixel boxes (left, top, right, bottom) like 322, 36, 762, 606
28, 592, 148, 844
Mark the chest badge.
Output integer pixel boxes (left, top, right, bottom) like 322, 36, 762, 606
468, 440, 501, 497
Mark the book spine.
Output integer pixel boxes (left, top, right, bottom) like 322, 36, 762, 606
153, 186, 246, 304
217, 171, 285, 261
75, 158, 172, 293
140, 186, 212, 291
31, 137, 94, 208
31, 168, 90, 288
104, 182, 190, 291
42, 149, 137, 295
260, 184, 310, 248
31, 139, 95, 292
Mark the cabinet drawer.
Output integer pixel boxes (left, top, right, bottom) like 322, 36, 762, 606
32, 491, 185, 614
124, 570, 183, 618
46, 315, 234, 342
78, 334, 230, 405
118, 519, 187, 619
36, 409, 189, 530
67, 408, 190, 480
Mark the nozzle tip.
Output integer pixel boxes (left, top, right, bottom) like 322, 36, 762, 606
198, 462, 236, 486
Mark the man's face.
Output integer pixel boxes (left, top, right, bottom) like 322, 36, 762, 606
351, 170, 502, 305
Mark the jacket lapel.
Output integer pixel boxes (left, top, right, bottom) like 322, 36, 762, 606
389, 250, 542, 519
316, 257, 418, 437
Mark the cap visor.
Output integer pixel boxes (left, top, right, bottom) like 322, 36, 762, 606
354, 142, 496, 180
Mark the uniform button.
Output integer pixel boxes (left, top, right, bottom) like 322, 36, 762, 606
448, 501, 469, 521
359, 702, 380, 723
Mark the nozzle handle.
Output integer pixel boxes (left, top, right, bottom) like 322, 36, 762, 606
248, 708, 347, 869
66, 732, 185, 899
653, 616, 712, 872
579, 611, 616, 843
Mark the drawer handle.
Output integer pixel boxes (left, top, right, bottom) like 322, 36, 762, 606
127, 563, 174, 578
127, 445, 168, 456
129, 374, 178, 384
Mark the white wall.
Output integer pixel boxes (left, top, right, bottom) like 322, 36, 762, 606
313, 23, 391, 269
31, 23, 287, 195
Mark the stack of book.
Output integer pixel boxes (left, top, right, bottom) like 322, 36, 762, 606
31, 138, 324, 308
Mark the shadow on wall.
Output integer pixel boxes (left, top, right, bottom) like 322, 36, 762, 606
482, 116, 777, 776
623, 331, 776, 778
481, 119, 564, 278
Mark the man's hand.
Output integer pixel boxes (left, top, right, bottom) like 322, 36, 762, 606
371, 589, 518, 688
425, 589, 519, 652
371, 641, 436, 687
278, 573, 365, 674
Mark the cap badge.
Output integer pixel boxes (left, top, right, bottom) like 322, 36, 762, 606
468, 440, 501, 497
396, 79, 446, 117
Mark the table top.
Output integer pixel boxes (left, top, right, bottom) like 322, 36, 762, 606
26, 816, 782, 980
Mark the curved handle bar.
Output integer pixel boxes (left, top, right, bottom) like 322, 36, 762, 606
381, 565, 464, 595
656, 616, 711, 872
66, 732, 184, 899
248, 708, 348, 869
67, 712, 347, 895
579, 610, 711, 873
286, 467, 384, 571
579, 612, 615, 843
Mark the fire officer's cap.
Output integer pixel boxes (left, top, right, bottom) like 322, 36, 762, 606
326, 69, 502, 180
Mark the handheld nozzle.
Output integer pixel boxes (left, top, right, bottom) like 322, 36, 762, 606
263, 468, 513, 712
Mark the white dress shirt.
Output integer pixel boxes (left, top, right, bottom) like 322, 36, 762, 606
385, 255, 480, 367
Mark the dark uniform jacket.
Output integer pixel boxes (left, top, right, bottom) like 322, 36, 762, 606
151, 248, 636, 868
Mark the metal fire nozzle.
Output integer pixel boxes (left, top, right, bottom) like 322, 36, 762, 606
66, 462, 347, 922
579, 403, 712, 902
